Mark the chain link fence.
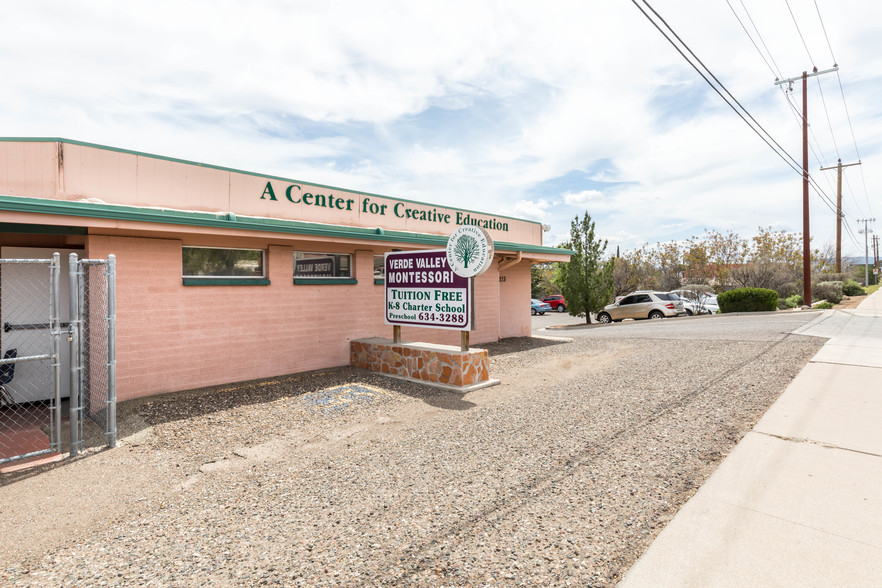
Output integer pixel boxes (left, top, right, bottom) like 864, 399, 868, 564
0, 256, 62, 465
1, 253, 116, 465
70, 255, 117, 454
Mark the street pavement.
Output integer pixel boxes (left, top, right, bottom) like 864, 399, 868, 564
619, 289, 882, 587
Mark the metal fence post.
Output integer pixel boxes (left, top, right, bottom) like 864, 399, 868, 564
106, 254, 117, 448
68, 253, 81, 456
50, 252, 62, 453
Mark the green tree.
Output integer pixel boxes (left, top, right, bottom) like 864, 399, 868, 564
531, 262, 557, 299
557, 213, 614, 324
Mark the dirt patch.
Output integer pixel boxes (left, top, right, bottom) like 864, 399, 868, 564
834, 294, 867, 310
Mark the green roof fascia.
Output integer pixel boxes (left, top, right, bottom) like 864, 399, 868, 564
0, 137, 539, 228
0, 195, 574, 257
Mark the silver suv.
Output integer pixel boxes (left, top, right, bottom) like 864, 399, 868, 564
596, 291, 686, 323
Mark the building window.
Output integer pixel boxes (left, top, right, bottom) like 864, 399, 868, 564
373, 255, 385, 284
182, 247, 268, 285
293, 252, 355, 284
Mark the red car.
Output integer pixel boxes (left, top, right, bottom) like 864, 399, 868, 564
542, 295, 567, 313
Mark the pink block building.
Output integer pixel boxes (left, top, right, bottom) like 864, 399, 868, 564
0, 138, 570, 402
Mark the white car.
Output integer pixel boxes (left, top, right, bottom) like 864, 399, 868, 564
669, 290, 717, 315
702, 295, 720, 314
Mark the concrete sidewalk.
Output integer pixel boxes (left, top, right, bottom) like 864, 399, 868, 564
620, 290, 882, 587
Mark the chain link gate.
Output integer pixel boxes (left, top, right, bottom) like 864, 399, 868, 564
0, 252, 116, 465
69, 254, 117, 456
0, 254, 65, 465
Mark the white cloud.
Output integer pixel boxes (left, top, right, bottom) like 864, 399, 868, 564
1, 0, 879, 255
564, 190, 604, 206
513, 199, 553, 221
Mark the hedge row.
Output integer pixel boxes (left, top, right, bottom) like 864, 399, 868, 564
717, 287, 778, 313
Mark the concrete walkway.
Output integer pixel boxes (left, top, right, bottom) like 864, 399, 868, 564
620, 290, 882, 587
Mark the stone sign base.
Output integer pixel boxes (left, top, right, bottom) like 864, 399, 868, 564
350, 338, 500, 391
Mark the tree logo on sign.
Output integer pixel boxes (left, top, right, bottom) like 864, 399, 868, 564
446, 226, 494, 278
454, 234, 479, 268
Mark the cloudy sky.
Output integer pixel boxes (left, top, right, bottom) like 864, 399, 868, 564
2, 1, 879, 257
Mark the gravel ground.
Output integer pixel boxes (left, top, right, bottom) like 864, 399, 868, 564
0, 316, 824, 587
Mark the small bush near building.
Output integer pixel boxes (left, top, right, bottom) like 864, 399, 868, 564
717, 287, 779, 313
814, 301, 834, 309
842, 279, 866, 297
814, 281, 843, 304
782, 294, 803, 309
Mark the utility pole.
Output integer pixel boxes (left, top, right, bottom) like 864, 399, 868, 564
873, 235, 879, 284
857, 218, 875, 286
775, 66, 838, 305
819, 158, 861, 272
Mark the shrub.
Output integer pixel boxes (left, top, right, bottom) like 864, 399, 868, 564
842, 279, 866, 296
814, 301, 834, 309
815, 272, 849, 282
776, 281, 802, 299
783, 294, 803, 308
717, 287, 779, 313
814, 282, 843, 304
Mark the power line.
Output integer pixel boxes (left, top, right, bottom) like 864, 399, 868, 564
633, 0, 849, 245
739, 0, 783, 78
815, 77, 839, 159
813, 0, 837, 64
725, 0, 778, 79
843, 173, 867, 218
786, 0, 816, 68
812, 0, 874, 217
630, 0, 804, 176
721, 1, 842, 218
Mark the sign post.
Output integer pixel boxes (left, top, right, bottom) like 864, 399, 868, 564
383, 227, 494, 349
354, 227, 499, 390
445, 226, 494, 350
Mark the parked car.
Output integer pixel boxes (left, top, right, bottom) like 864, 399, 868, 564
596, 291, 686, 323
668, 292, 700, 316
680, 297, 697, 316
702, 295, 720, 314
531, 298, 553, 315
542, 294, 567, 313
669, 290, 716, 316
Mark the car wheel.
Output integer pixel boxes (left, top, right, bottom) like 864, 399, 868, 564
685, 309, 693, 316
597, 312, 612, 324
557, 305, 566, 313
649, 310, 664, 319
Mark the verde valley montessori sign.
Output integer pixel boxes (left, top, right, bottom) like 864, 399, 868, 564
259, 181, 510, 232
384, 250, 471, 330
384, 228, 494, 331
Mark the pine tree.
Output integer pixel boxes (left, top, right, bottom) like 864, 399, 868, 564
557, 213, 614, 324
